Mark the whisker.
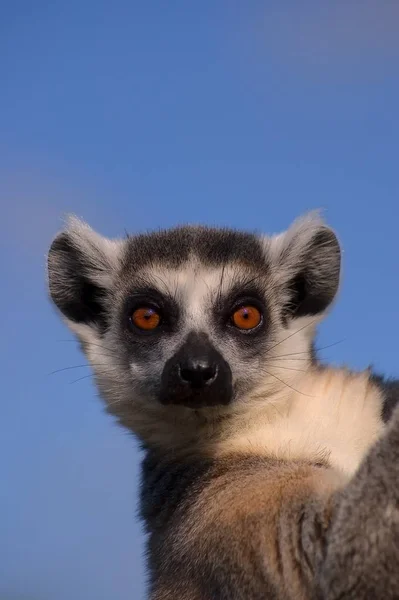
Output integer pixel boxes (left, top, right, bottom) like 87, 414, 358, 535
267, 356, 313, 361
107, 397, 126, 408
267, 319, 318, 354
266, 364, 309, 373
266, 400, 286, 419
49, 364, 91, 375
49, 363, 127, 376
173, 278, 179, 303
87, 352, 126, 360
219, 264, 226, 292
262, 369, 315, 398
151, 273, 173, 295
270, 339, 345, 359
241, 273, 265, 287
56, 339, 117, 354
68, 351, 118, 360
69, 374, 94, 385
200, 276, 212, 295
315, 339, 346, 352
269, 350, 312, 359
216, 264, 226, 306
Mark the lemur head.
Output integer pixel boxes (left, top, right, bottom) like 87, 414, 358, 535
47, 212, 341, 449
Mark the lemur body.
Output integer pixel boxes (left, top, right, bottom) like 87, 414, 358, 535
47, 213, 399, 599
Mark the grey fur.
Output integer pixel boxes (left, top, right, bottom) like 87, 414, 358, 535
47, 212, 399, 599
315, 403, 399, 599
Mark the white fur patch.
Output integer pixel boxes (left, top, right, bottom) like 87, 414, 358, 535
216, 367, 384, 477
62, 215, 123, 289
143, 261, 264, 337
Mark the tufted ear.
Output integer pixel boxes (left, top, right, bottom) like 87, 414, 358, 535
47, 216, 123, 331
267, 212, 341, 320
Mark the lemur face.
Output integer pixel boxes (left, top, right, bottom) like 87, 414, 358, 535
47, 213, 341, 441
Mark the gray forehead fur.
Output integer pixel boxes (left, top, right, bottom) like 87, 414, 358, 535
58, 210, 335, 275
120, 225, 268, 273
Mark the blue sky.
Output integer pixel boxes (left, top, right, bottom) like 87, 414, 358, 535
1, 2, 398, 598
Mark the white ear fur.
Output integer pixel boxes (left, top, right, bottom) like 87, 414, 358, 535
264, 211, 341, 317
268, 210, 326, 262
59, 215, 124, 289
47, 215, 125, 327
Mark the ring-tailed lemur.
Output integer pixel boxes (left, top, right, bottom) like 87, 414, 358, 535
47, 212, 399, 600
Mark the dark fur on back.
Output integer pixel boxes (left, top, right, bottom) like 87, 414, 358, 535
372, 373, 399, 423
140, 402, 399, 600
141, 452, 322, 599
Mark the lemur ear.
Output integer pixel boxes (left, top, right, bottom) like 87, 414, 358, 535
47, 216, 122, 330
267, 212, 341, 319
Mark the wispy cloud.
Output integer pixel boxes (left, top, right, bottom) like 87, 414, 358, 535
258, 1, 399, 77
1, 169, 62, 259
1, 167, 119, 262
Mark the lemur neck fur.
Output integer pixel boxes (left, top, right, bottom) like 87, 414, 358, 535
141, 365, 384, 479
214, 365, 384, 477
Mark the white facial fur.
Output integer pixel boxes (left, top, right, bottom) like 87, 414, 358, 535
47, 212, 346, 453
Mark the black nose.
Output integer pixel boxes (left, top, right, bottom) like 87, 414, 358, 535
160, 332, 233, 408
179, 360, 217, 388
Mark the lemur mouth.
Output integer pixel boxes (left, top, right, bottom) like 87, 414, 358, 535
159, 332, 233, 409
160, 385, 233, 409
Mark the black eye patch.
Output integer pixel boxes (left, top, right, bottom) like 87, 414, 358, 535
213, 280, 270, 343
121, 286, 180, 336
215, 279, 268, 314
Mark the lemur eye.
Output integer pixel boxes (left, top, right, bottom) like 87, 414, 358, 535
131, 307, 161, 331
232, 305, 262, 330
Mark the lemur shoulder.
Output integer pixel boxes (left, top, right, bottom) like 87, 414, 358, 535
47, 212, 399, 600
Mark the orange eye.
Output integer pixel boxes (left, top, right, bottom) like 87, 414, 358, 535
232, 305, 262, 330
131, 307, 161, 331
